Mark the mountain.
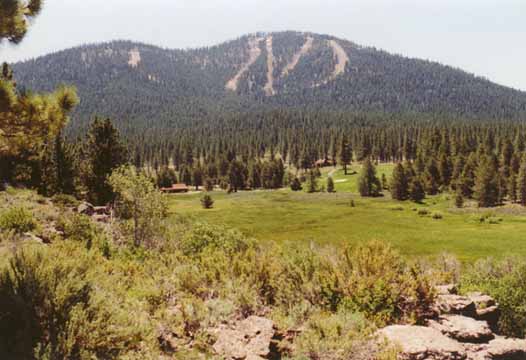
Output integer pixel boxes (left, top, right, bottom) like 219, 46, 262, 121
11, 31, 526, 133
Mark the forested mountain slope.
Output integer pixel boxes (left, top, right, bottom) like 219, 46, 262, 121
11, 31, 526, 133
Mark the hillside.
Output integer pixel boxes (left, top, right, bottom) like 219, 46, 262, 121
11, 31, 526, 133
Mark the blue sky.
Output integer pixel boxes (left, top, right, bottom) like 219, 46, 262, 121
1, 0, 525, 90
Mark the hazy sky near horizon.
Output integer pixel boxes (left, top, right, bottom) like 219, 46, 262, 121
1, 0, 525, 90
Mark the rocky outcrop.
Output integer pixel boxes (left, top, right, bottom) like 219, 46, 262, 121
212, 316, 277, 360
379, 285, 526, 360
378, 325, 467, 360
428, 315, 494, 343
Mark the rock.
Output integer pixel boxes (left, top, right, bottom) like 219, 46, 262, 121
436, 294, 477, 317
213, 316, 275, 360
378, 325, 467, 359
77, 202, 94, 215
428, 315, 494, 343
466, 337, 526, 360
475, 306, 500, 333
436, 284, 459, 295
468, 293, 496, 308
93, 206, 110, 215
92, 214, 110, 223
22, 232, 44, 244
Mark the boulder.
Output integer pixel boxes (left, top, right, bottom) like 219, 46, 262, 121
378, 325, 467, 359
436, 284, 459, 295
77, 202, 94, 215
428, 315, 494, 343
475, 306, 500, 333
466, 337, 526, 360
468, 292, 496, 309
213, 316, 275, 360
436, 294, 477, 317
92, 214, 110, 223
466, 292, 500, 332
93, 206, 110, 215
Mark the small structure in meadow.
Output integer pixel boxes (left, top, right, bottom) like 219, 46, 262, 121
160, 183, 189, 193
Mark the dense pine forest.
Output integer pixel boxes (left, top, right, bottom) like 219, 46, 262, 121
11, 32, 526, 136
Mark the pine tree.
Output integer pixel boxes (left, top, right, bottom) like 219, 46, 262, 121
327, 176, 335, 193
454, 190, 464, 208
390, 163, 408, 200
83, 118, 127, 205
0, 0, 42, 43
227, 160, 245, 192
474, 156, 499, 207
408, 177, 425, 203
200, 194, 214, 209
358, 158, 381, 197
518, 156, 526, 206
424, 158, 441, 195
0, 1, 78, 159
157, 167, 178, 188
338, 134, 352, 175
306, 170, 318, 193
508, 174, 517, 203
438, 153, 452, 187
192, 166, 203, 191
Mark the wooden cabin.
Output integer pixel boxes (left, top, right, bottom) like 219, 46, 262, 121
160, 183, 189, 193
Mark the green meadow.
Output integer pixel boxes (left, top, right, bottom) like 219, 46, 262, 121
168, 164, 526, 262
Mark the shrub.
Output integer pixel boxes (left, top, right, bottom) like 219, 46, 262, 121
58, 213, 97, 249
0, 207, 37, 234
389, 205, 404, 211
51, 194, 80, 208
0, 244, 145, 359
200, 194, 214, 209
290, 177, 302, 191
431, 212, 443, 219
294, 310, 397, 360
339, 240, 434, 326
180, 223, 251, 256
417, 208, 429, 216
461, 257, 526, 338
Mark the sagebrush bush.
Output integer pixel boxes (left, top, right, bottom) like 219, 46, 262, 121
339, 240, 434, 326
431, 212, 443, 219
0, 243, 150, 359
180, 223, 251, 256
52, 194, 80, 208
0, 206, 37, 234
461, 257, 526, 338
417, 208, 429, 216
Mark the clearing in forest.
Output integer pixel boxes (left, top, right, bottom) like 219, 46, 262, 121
128, 47, 141, 67
264, 36, 276, 96
226, 37, 263, 91
281, 36, 314, 77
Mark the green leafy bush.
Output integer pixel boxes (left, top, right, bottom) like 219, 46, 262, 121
0, 206, 37, 234
461, 257, 526, 338
293, 310, 397, 360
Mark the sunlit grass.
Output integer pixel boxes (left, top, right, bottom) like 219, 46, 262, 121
168, 164, 526, 262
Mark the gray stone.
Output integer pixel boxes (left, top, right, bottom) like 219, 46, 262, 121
213, 316, 275, 360
428, 315, 494, 343
436, 294, 477, 317
378, 325, 467, 359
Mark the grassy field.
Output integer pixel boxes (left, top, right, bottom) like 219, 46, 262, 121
168, 164, 526, 262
